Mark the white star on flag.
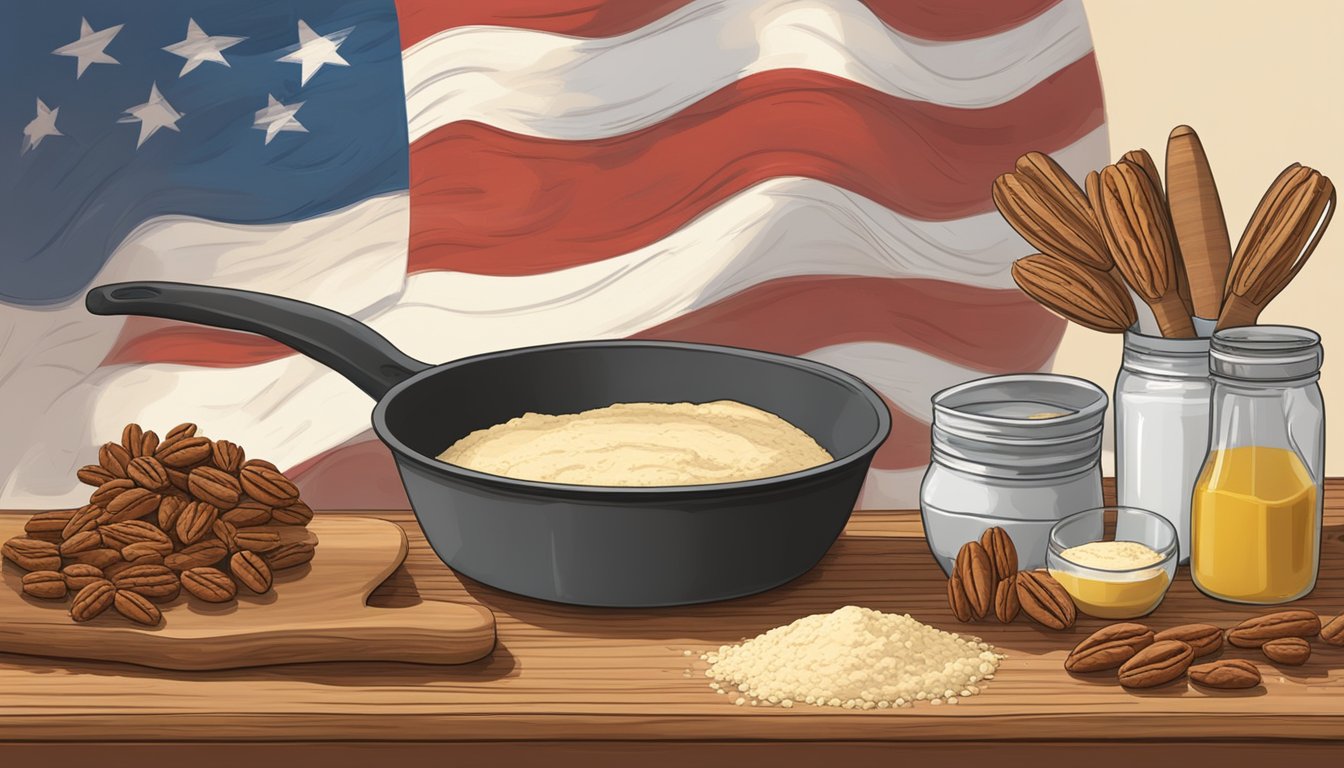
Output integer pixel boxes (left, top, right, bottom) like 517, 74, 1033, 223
163, 19, 246, 77
118, 83, 183, 148
22, 99, 62, 155
277, 20, 352, 86
52, 17, 123, 79
253, 94, 307, 145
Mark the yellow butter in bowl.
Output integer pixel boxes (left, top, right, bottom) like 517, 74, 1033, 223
1050, 542, 1169, 619
1046, 507, 1179, 620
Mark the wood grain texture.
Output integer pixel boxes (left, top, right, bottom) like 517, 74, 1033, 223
1165, 125, 1233, 319
0, 480, 1342, 745
0, 517, 495, 670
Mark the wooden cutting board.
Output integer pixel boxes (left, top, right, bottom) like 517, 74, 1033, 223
0, 515, 495, 670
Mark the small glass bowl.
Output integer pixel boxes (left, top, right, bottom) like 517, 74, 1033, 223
1046, 506, 1178, 619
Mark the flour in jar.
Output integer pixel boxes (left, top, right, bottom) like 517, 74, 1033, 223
437, 400, 832, 486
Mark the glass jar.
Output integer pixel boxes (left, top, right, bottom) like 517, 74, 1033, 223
1192, 326, 1325, 604
1114, 331, 1212, 565
920, 374, 1107, 574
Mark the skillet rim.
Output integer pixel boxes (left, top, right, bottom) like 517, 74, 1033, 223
370, 339, 892, 500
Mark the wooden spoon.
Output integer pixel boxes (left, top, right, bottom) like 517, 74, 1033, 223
1011, 253, 1138, 333
1165, 126, 1233, 320
1096, 161, 1197, 338
1218, 165, 1335, 330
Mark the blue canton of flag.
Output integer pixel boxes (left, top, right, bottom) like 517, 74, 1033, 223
1, 0, 409, 305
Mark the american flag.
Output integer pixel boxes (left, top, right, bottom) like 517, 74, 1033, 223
0, 0, 1106, 510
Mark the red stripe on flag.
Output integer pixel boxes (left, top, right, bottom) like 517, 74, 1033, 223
102, 318, 290, 369
631, 276, 1066, 373
393, 0, 1062, 48
407, 59, 1102, 276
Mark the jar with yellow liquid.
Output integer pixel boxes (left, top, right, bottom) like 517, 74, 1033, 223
1192, 326, 1325, 604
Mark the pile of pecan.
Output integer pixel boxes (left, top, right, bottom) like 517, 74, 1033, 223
2, 422, 317, 626
947, 528, 1077, 631
1065, 610, 1344, 691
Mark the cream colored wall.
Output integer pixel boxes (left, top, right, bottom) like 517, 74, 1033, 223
1057, 0, 1344, 473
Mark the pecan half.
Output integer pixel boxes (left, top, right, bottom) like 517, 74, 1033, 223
70, 579, 116, 622
121, 423, 145, 456
165, 422, 198, 441
77, 464, 116, 487
234, 530, 282, 553
127, 456, 169, 491
113, 564, 181, 601
175, 501, 220, 546
1016, 570, 1076, 630
1322, 614, 1344, 646
65, 547, 123, 570
181, 567, 237, 602
1190, 659, 1261, 690
3, 536, 61, 571
954, 540, 994, 620
24, 510, 76, 542
239, 464, 299, 507
189, 466, 241, 510
98, 442, 132, 478
211, 440, 246, 474
90, 477, 135, 507
164, 539, 228, 571
1154, 624, 1224, 658
1262, 637, 1311, 666
62, 563, 105, 591
157, 495, 187, 531
272, 500, 314, 526
103, 487, 161, 524
113, 589, 163, 626
994, 573, 1020, 623
62, 504, 104, 539
121, 541, 169, 565
100, 520, 171, 549
1117, 640, 1193, 689
264, 540, 315, 570
230, 550, 273, 594
947, 572, 972, 622
979, 527, 1017, 584
1228, 610, 1321, 648
1065, 623, 1154, 673
22, 570, 67, 599
155, 435, 212, 468
60, 530, 104, 556
222, 500, 272, 528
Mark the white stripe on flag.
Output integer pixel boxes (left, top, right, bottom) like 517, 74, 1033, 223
402, 0, 1094, 141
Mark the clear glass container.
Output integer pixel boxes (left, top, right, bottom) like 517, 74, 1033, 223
1047, 506, 1178, 619
920, 374, 1107, 574
1191, 326, 1325, 604
1114, 330, 1211, 565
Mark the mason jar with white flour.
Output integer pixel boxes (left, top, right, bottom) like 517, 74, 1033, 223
1114, 330, 1212, 564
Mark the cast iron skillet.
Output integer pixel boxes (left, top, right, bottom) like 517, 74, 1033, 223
86, 282, 891, 607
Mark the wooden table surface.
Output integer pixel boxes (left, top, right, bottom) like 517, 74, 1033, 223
4, 479, 1344, 764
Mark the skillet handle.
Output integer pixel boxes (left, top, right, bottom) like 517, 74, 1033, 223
86, 282, 430, 400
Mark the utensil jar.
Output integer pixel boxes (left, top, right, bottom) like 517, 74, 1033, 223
1192, 326, 1325, 604
1114, 330, 1212, 564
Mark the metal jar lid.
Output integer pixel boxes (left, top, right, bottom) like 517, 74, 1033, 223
1121, 330, 1210, 379
1210, 326, 1323, 383
929, 374, 1108, 479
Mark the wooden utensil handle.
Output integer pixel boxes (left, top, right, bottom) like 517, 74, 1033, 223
1150, 294, 1198, 338
1216, 294, 1264, 331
